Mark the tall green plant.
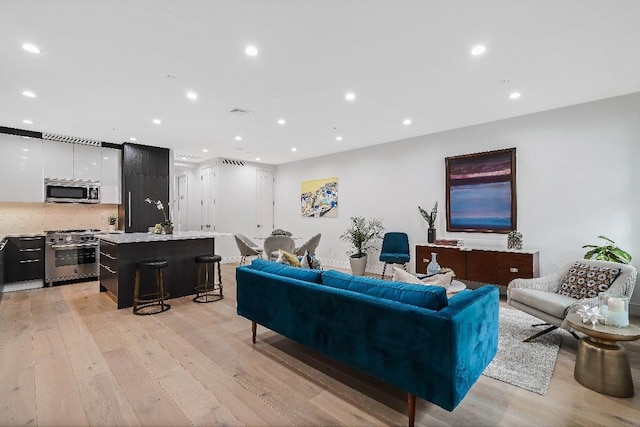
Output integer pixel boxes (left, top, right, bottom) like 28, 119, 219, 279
582, 235, 632, 264
340, 216, 384, 258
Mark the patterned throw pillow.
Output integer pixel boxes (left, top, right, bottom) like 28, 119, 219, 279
300, 250, 322, 269
279, 249, 301, 267
557, 262, 621, 299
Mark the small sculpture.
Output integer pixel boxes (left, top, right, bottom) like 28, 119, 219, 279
576, 303, 604, 327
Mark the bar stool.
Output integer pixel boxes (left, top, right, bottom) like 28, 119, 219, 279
133, 259, 171, 315
193, 254, 223, 303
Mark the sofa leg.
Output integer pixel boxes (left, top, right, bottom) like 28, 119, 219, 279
407, 393, 416, 427
523, 324, 557, 342
252, 321, 257, 343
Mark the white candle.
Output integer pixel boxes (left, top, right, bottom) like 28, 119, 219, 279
608, 297, 624, 312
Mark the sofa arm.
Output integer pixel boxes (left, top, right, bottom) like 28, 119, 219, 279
507, 272, 561, 305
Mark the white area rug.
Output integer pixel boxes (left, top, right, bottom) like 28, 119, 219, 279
482, 308, 562, 395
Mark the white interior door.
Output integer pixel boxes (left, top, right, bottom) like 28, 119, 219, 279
256, 168, 274, 238
200, 165, 217, 231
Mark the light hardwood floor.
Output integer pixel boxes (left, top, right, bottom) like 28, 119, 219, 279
1, 263, 639, 426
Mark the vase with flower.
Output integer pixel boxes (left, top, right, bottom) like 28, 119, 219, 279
145, 197, 173, 234
418, 202, 438, 243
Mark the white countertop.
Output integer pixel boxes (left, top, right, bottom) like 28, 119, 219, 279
96, 231, 231, 244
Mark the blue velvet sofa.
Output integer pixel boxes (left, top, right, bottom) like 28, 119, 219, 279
236, 259, 499, 426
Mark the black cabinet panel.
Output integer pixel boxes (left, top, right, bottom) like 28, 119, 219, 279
123, 174, 169, 232
121, 143, 170, 233
123, 143, 169, 176
4, 236, 45, 282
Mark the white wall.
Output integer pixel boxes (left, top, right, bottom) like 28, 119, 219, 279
273, 92, 640, 313
176, 159, 276, 261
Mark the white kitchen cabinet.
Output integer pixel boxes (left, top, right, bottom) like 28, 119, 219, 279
0, 133, 44, 202
101, 147, 121, 204
73, 144, 102, 181
42, 140, 73, 179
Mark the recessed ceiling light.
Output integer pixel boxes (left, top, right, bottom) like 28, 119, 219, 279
129, 137, 137, 141
245, 45, 258, 56
186, 91, 198, 100
22, 148, 29, 152
235, 136, 242, 141
202, 148, 209, 153
291, 147, 297, 152
509, 92, 521, 99
103, 157, 109, 160
277, 118, 286, 125
403, 119, 412, 125
22, 43, 40, 54
471, 45, 486, 56
22, 119, 33, 125
92, 162, 97, 166
336, 136, 343, 141
345, 92, 356, 101
255, 157, 261, 161
22, 90, 36, 98
153, 119, 162, 124
182, 156, 187, 160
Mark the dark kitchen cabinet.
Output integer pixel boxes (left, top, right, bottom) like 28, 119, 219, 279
4, 235, 45, 283
0, 239, 6, 290
119, 143, 170, 233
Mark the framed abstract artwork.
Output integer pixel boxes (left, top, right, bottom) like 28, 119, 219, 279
301, 177, 338, 218
446, 148, 516, 233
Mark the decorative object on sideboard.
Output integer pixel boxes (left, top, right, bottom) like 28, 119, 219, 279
418, 202, 438, 243
427, 252, 441, 275
107, 213, 117, 232
582, 235, 632, 264
433, 239, 460, 246
340, 216, 384, 276
507, 230, 523, 249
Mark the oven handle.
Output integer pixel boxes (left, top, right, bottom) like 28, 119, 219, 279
20, 248, 42, 252
49, 243, 99, 249
20, 259, 41, 264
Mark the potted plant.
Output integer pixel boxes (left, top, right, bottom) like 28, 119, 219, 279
582, 235, 632, 264
340, 216, 384, 275
418, 202, 438, 243
145, 198, 173, 234
107, 214, 118, 232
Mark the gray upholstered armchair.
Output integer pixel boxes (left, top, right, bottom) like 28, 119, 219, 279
507, 259, 637, 342
234, 234, 263, 265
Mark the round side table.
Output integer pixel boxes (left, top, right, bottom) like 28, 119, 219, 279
566, 313, 640, 397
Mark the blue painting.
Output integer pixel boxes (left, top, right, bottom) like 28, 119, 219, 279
446, 148, 516, 232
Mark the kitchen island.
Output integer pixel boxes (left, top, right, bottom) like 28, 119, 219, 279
98, 231, 229, 309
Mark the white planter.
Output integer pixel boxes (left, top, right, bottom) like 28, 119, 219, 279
349, 254, 368, 276
108, 224, 116, 232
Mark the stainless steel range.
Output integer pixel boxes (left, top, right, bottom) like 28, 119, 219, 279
45, 229, 100, 285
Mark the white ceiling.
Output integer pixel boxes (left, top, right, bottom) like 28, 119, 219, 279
2, 0, 640, 165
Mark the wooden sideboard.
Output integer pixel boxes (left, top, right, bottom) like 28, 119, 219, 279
415, 244, 539, 287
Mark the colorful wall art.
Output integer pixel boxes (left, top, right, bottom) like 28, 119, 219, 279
301, 177, 338, 218
446, 148, 516, 233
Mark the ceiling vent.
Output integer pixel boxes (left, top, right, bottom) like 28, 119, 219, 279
222, 158, 245, 166
175, 153, 203, 161
42, 132, 101, 146
229, 107, 254, 116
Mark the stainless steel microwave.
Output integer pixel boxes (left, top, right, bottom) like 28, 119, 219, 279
44, 178, 100, 203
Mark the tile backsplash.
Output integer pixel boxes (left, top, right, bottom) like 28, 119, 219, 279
0, 202, 119, 235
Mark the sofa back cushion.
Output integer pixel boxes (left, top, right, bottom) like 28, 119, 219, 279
321, 269, 448, 310
250, 258, 323, 283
